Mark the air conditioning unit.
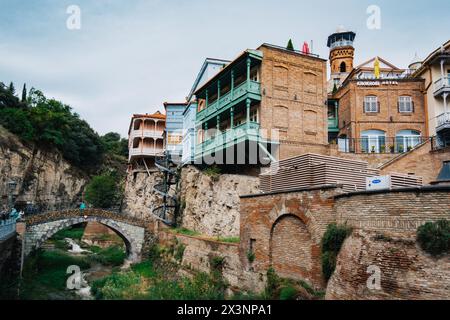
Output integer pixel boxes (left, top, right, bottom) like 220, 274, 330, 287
366, 176, 391, 191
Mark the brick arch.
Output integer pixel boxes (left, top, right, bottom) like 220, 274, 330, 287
269, 214, 313, 282
25, 215, 146, 262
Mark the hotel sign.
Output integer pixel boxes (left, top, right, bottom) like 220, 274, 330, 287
357, 80, 399, 87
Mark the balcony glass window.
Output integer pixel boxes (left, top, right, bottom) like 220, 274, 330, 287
250, 109, 259, 123
361, 130, 386, 153
396, 130, 421, 153
364, 96, 378, 113
399, 96, 413, 113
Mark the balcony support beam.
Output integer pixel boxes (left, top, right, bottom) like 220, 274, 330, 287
217, 80, 221, 109
216, 115, 220, 134
247, 58, 251, 91
230, 107, 234, 129
205, 90, 209, 109
444, 93, 448, 115
246, 99, 251, 129
231, 69, 234, 99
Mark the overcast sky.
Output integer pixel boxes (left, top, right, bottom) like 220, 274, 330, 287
1, 0, 449, 137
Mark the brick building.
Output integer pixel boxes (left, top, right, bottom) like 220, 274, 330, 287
331, 48, 427, 154
194, 43, 328, 165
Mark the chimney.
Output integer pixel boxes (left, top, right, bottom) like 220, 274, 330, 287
431, 161, 450, 185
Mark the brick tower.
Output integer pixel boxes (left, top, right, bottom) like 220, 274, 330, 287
327, 26, 356, 93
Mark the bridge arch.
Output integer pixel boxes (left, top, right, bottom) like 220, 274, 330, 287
24, 210, 146, 263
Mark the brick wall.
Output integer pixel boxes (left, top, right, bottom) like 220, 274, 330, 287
335, 187, 450, 238
258, 45, 329, 159
239, 186, 340, 290
326, 230, 450, 300
380, 142, 450, 184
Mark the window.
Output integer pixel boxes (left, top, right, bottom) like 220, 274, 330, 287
396, 130, 421, 153
399, 96, 413, 113
167, 134, 182, 145
250, 109, 258, 123
364, 96, 378, 113
340, 61, 347, 73
361, 130, 386, 153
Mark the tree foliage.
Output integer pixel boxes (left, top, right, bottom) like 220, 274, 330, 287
0, 81, 106, 170
84, 174, 119, 208
100, 132, 128, 158
417, 220, 449, 256
286, 39, 295, 51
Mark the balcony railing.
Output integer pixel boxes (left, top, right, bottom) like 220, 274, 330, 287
130, 130, 164, 140
434, 77, 450, 96
197, 80, 261, 122
337, 137, 430, 154
196, 122, 261, 157
436, 112, 450, 128
330, 40, 354, 49
129, 147, 164, 157
328, 118, 338, 129
0, 218, 16, 240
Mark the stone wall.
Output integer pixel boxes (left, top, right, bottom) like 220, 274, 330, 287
0, 235, 18, 280
326, 186, 450, 300
0, 126, 87, 210
122, 170, 164, 220
326, 230, 450, 300
178, 165, 259, 238
239, 186, 341, 290
157, 229, 263, 294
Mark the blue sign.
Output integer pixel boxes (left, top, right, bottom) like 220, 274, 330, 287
372, 179, 382, 184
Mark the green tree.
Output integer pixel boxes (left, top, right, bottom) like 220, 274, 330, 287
286, 39, 295, 51
101, 132, 128, 158
85, 174, 118, 208
8, 82, 15, 95
21, 83, 27, 102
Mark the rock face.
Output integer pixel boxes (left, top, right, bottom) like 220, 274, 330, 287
179, 165, 260, 238
121, 170, 164, 220
0, 126, 87, 210
325, 230, 450, 300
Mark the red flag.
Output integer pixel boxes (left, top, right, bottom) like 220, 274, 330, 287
302, 42, 310, 54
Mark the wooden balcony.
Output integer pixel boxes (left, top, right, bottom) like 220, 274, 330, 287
196, 79, 261, 123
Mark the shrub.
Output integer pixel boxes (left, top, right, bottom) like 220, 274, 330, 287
92, 272, 142, 300
279, 285, 298, 300
174, 243, 186, 262
203, 166, 221, 179
210, 256, 225, 271
265, 268, 281, 299
247, 251, 255, 263
131, 260, 157, 278
417, 220, 449, 256
321, 224, 352, 281
85, 174, 119, 208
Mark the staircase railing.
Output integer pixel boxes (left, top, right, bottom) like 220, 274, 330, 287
152, 153, 179, 226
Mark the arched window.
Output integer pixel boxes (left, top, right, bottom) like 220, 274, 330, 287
396, 130, 421, 153
361, 130, 386, 153
340, 61, 347, 73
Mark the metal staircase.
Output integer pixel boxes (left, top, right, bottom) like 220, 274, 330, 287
152, 153, 179, 226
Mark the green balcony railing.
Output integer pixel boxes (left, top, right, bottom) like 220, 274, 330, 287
195, 122, 261, 158
197, 80, 261, 122
328, 118, 339, 131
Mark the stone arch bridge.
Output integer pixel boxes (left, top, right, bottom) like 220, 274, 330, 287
21, 209, 148, 262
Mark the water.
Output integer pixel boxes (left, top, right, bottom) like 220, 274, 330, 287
65, 238, 91, 254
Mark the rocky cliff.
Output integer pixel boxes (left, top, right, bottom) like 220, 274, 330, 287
121, 170, 164, 220
178, 166, 260, 238
0, 126, 88, 210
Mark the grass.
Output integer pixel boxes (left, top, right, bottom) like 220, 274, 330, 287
216, 236, 240, 243
20, 250, 91, 300
89, 246, 126, 266
51, 226, 85, 241
170, 227, 201, 237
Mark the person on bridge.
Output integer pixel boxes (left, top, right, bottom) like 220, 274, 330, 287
79, 201, 86, 214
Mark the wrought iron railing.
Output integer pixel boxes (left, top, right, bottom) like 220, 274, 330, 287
336, 137, 430, 154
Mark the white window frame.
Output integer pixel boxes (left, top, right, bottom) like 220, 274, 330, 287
364, 96, 378, 113
399, 96, 413, 113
